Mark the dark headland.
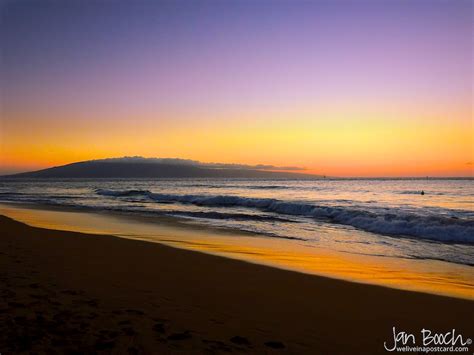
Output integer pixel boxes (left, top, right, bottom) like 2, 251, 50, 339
2, 157, 322, 179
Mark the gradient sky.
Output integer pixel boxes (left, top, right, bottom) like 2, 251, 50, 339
0, 0, 472, 176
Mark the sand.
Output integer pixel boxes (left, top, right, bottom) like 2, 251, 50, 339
1, 214, 473, 354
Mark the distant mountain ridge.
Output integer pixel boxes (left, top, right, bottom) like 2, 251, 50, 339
2, 157, 322, 179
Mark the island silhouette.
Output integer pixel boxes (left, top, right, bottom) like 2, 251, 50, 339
3, 157, 321, 179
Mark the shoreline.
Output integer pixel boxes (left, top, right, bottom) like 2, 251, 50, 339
0, 200, 264, 238
1, 214, 473, 353
1, 201, 473, 301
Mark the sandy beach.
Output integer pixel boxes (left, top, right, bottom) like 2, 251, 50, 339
2, 0, 472, 353
1, 214, 473, 354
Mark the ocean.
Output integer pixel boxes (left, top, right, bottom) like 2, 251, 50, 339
1, 178, 472, 268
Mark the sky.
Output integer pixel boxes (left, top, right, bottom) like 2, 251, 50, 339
0, 0, 472, 177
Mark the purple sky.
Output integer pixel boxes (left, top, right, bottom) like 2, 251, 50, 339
1, 0, 472, 176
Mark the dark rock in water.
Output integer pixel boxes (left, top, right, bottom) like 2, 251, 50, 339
264, 341, 285, 349
230, 335, 251, 346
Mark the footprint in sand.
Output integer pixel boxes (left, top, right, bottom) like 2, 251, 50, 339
153, 322, 166, 334
167, 331, 192, 341
230, 335, 251, 346
85, 299, 99, 307
125, 309, 145, 315
203, 339, 233, 352
95, 340, 115, 350
61, 289, 80, 295
122, 327, 137, 336
8, 301, 25, 308
264, 341, 286, 349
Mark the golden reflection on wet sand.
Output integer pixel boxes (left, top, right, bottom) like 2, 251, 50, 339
1, 202, 473, 300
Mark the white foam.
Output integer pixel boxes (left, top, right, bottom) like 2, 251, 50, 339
95, 189, 474, 244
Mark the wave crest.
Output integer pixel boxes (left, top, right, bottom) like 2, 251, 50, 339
95, 189, 474, 244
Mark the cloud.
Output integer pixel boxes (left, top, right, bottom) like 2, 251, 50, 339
94, 156, 306, 171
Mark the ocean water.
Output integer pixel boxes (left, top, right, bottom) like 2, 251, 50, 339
0, 178, 473, 268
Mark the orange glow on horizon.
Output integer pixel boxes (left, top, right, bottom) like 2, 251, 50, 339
1, 105, 472, 177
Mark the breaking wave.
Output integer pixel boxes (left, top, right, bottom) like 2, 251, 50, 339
95, 189, 474, 244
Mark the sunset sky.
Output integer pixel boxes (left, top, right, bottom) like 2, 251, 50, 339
1, 0, 472, 177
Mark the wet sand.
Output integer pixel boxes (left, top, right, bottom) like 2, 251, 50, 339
1, 214, 473, 354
